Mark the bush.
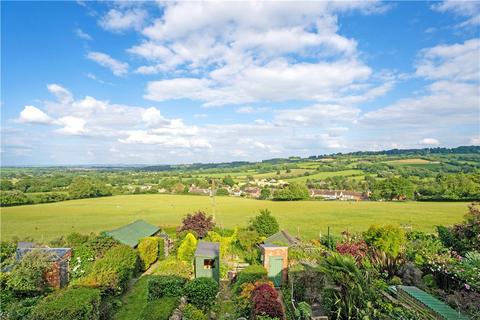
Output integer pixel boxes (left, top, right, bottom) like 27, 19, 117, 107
363, 225, 405, 257
252, 283, 283, 319
138, 237, 159, 270
233, 265, 267, 293
70, 245, 95, 279
31, 287, 101, 320
216, 188, 229, 196
158, 238, 166, 261
182, 303, 208, 320
154, 257, 193, 278
140, 296, 178, 320
177, 233, 197, 262
295, 301, 312, 320
147, 275, 188, 300
178, 211, 215, 238
76, 244, 138, 294
86, 233, 119, 258
183, 277, 219, 311
7, 250, 53, 294
249, 209, 279, 237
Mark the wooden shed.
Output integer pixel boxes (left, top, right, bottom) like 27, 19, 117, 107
194, 242, 220, 283
260, 243, 288, 287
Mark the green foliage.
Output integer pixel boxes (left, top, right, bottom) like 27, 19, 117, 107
30, 287, 101, 320
85, 233, 119, 258
182, 303, 208, 320
147, 275, 188, 300
363, 225, 405, 257
249, 209, 279, 237
204, 228, 238, 259
370, 177, 415, 200
422, 274, 437, 288
237, 229, 261, 263
154, 256, 193, 278
222, 175, 235, 187
71, 245, 95, 279
216, 188, 229, 196
76, 244, 138, 294
183, 277, 219, 311
158, 238, 166, 261
233, 265, 267, 293
177, 232, 198, 262
0, 190, 32, 206
139, 297, 178, 320
68, 176, 112, 199
404, 232, 451, 267
138, 237, 159, 270
295, 302, 312, 320
178, 211, 215, 238
319, 253, 379, 320
65, 232, 90, 247
7, 250, 52, 295
259, 188, 271, 200
272, 182, 309, 201
0, 241, 16, 268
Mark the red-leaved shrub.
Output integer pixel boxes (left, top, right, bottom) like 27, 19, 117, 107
335, 240, 368, 262
251, 283, 283, 319
177, 211, 215, 238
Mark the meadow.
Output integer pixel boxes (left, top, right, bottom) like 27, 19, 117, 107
0, 194, 468, 242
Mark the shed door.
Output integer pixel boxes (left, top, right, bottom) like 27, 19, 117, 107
268, 256, 283, 287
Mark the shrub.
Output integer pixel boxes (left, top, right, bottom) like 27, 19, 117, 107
249, 209, 279, 237
233, 265, 267, 293
147, 275, 188, 300
236, 280, 274, 318
86, 233, 119, 258
182, 303, 208, 320
70, 245, 95, 279
183, 277, 219, 311
252, 283, 283, 319
154, 256, 193, 278
0, 241, 16, 268
7, 250, 52, 294
3, 296, 42, 320
259, 188, 271, 200
178, 211, 215, 238
335, 240, 368, 262
139, 296, 178, 320
158, 238, 166, 261
177, 233, 197, 262
138, 237, 159, 270
363, 225, 405, 257
295, 301, 312, 320
66, 232, 90, 247
216, 188, 229, 196
77, 244, 138, 294
30, 287, 101, 320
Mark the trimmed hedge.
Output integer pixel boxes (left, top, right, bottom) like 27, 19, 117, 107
147, 275, 188, 300
30, 287, 101, 320
158, 238, 166, 261
233, 265, 267, 293
139, 297, 178, 320
138, 237, 159, 270
183, 277, 219, 311
76, 244, 138, 294
182, 303, 207, 320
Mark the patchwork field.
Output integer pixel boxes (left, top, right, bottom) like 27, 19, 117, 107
0, 195, 468, 242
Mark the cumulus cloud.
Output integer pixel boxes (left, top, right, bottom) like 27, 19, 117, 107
87, 51, 128, 76
432, 0, 480, 27
74, 28, 92, 40
56, 116, 88, 135
419, 138, 440, 145
99, 8, 147, 32
17, 106, 54, 124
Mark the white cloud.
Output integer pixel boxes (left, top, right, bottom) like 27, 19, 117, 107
56, 116, 88, 135
74, 28, 92, 40
432, 1, 480, 27
470, 136, 480, 145
416, 39, 480, 81
275, 104, 360, 127
47, 84, 73, 104
236, 106, 254, 114
17, 106, 54, 124
419, 138, 440, 146
142, 107, 169, 128
87, 51, 128, 76
99, 8, 147, 32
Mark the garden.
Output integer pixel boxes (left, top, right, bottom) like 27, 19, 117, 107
0, 203, 479, 320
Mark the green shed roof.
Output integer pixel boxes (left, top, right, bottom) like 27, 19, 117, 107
264, 230, 298, 246
105, 220, 160, 247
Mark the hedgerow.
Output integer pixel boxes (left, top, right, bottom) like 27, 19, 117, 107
147, 275, 188, 300
138, 237, 159, 270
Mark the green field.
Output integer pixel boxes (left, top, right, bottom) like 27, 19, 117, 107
0, 195, 468, 242
285, 169, 363, 182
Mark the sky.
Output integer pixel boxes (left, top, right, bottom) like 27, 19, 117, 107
1, 1, 479, 166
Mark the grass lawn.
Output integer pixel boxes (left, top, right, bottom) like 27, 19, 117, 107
114, 277, 150, 320
0, 194, 468, 242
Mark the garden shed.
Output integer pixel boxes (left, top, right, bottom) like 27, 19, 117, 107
105, 219, 169, 249
264, 230, 299, 246
260, 243, 288, 287
194, 242, 220, 283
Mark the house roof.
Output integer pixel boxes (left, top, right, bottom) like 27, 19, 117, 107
195, 242, 220, 257
105, 220, 160, 247
264, 230, 298, 246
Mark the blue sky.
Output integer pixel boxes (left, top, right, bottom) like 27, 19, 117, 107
1, 1, 479, 165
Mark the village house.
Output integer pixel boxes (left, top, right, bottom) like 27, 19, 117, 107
188, 185, 211, 196
309, 189, 367, 201
15, 242, 72, 289
242, 186, 261, 198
